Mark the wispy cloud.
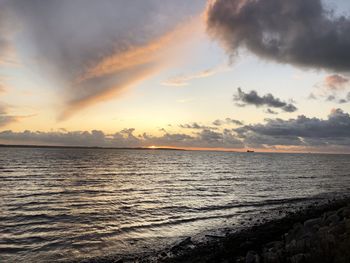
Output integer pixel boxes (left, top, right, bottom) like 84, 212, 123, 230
311, 75, 350, 103
161, 65, 229, 87
324, 74, 349, 90
0, 82, 7, 94
3, 0, 205, 119
0, 103, 20, 128
0, 7, 18, 66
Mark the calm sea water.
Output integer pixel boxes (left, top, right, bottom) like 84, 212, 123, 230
1, 147, 350, 262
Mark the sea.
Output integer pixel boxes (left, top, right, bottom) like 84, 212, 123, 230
1, 147, 350, 262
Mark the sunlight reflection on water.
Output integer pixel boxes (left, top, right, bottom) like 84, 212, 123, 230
1, 148, 350, 262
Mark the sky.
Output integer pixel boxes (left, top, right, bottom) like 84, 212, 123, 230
1, 0, 350, 153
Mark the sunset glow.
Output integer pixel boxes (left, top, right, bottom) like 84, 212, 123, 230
0, 0, 350, 153
2, 2, 350, 263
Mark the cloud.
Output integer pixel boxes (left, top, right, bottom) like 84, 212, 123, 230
0, 103, 19, 127
337, 92, 350, 104
4, 0, 205, 118
265, 109, 278, 115
0, 83, 6, 93
0, 127, 244, 149
324, 74, 349, 90
2, 109, 350, 152
235, 109, 350, 148
206, 0, 350, 72
234, 88, 297, 113
179, 122, 214, 130
308, 93, 317, 100
212, 118, 243, 126
326, 95, 336, 102
161, 65, 229, 86
0, 6, 17, 65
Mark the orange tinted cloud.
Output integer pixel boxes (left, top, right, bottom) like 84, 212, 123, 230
77, 17, 200, 82
60, 17, 202, 119
161, 64, 229, 86
324, 74, 349, 90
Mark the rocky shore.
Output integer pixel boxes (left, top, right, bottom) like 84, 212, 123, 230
77, 198, 350, 263
238, 204, 350, 263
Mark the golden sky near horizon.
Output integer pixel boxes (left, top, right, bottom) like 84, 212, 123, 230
1, 0, 350, 152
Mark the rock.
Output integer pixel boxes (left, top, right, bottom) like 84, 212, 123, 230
245, 250, 260, 263
345, 218, 350, 232
285, 223, 304, 243
329, 222, 346, 236
236, 256, 246, 263
325, 213, 340, 226
290, 253, 309, 263
178, 237, 192, 246
285, 238, 310, 255
304, 218, 322, 232
338, 207, 350, 218
262, 251, 280, 263
170, 237, 192, 253
265, 241, 283, 250
240, 240, 254, 250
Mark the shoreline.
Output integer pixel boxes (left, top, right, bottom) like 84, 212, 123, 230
74, 197, 350, 263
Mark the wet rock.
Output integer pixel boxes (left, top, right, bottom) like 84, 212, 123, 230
329, 222, 346, 236
170, 237, 193, 254
178, 237, 192, 246
285, 223, 304, 243
290, 253, 309, 263
338, 207, 350, 218
325, 213, 340, 226
245, 250, 260, 263
345, 218, 350, 231
303, 218, 321, 232
265, 241, 283, 250
240, 240, 254, 250
262, 250, 280, 263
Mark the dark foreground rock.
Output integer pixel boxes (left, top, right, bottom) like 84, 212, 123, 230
74, 198, 350, 263
161, 200, 350, 263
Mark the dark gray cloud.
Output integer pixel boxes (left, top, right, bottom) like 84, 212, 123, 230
212, 118, 243, 126
234, 88, 297, 113
206, 0, 350, 72
323, 92, 350, 104
265, 109, 278, 115
179, 122, 215, 130
236, 109, 350, 148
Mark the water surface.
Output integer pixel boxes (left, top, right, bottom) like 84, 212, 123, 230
1, 148, 350, 262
